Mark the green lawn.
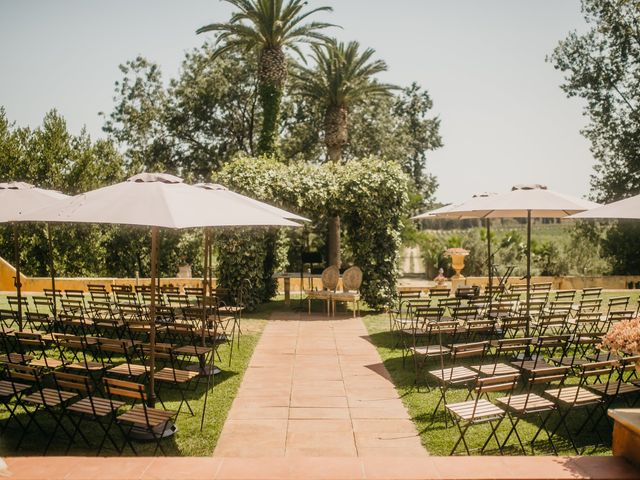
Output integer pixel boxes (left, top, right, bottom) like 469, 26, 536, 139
0, 303, 270, 456
361, 311, 625, 456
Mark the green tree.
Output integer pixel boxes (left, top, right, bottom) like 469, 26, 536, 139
293, 39, 395, 267
550, 0, 640, 202
550, 0, 640, 274
197, 0, 334, 156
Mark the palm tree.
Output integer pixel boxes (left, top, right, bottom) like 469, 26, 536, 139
294, 39, 395, 266
197, 0, 334, 156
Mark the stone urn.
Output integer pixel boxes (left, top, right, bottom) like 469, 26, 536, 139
444, 247, 470, 279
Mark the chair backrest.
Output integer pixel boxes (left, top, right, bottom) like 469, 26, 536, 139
161, 285, 180, 295
554, 290, 576, 301
414, 306, 444, 326
476, 373, 520, 395
529, 366, 571, 386
509, 283, 528, 293
184, 287, 204, 296
607, 296, 630, 312
104, 377, 146, 401
7, 296, 29, 313
115, 291, 138, 305
341, 266, 362, 292
5, 363, 40, 384
494, 337, 532, 356
577, 298, 602, 313
111, 284, 133, 294
581, 287, 602, 300
65, 289, 85, 300
53, 371, 91, 394
532, 282, 552, 292
607, 310, 635, 325
499, 316, 529, 336
429, 288, 450, 298
61, 298, 84, 314
32, 296, 53, 314
320, 266, 340, 291
548, 301, 572, 315
87, 284, 107, 293
452, 306, 478, 321
451, 341, 489, 360
90, 291, 111, 302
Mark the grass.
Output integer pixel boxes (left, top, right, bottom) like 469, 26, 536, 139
360, 307, 637, 456
0, 300, 271, 456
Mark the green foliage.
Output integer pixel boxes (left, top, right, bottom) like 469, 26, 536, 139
602, 221, 640, 274
257, 82, 283, 156
197, 0, 335, 156
214, 155, 409, 309
338, 158, 409, 309
550, 0, 640, 202
532, 240, 570, 276
550, 0, 640, 274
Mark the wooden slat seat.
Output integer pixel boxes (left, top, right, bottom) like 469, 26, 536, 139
66, 397, 125, 417
410, 345, 451, 356
155, 368, 199, 383
0, 380, 30, 398
108, 363, 150, 377
29, 358, 67, 369
174, 345, 212, 356
514, 359, 556, 372
22, 388, 77, 406
116, 406, 176, 428
470, 363, 520, 376
428, 366, 477, 383
447, 399, 504, 421
66, 361, 111, 372
495, 393, 554, 413
588, 382, 640, 396
545, 386, 601, 405
0, 353, 34, 364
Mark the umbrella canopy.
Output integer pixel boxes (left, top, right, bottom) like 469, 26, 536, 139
195, 183, 310, 222
0, 182, 68, 222
411, 203, 458, 220
568, 193, 640, 220
418, 185, 600, 337
0, 182, 69, 330
434, 185, 599, 219
22, 173, 302, 410
22, 173, 300, 228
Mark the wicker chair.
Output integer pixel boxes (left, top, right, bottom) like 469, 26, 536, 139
331, 266, 363, 317
306, 266, 339, 316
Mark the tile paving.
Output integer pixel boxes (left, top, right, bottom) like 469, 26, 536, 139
214, 312, 428, 458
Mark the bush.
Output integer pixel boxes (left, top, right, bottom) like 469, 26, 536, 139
214, 155, 409, 309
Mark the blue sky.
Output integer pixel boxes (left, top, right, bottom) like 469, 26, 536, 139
0, 0, 592, 203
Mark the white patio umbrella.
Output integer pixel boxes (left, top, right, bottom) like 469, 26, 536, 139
568, 193, 640, 220
0, 182, 69, 329
422, 185, 600, 335
23, 173, 301, 409
195, 183, 310, 222
413, 193, 498, 297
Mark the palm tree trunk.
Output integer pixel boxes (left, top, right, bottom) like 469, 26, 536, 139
257, 47, 287, 156
325, 105, 348, 268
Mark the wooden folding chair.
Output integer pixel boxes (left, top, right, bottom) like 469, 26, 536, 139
104, 377, 176, 456
446, 373, 520, 455
496, 366, 570, 455
53, 371, 125, 454
544, 360, 616, 454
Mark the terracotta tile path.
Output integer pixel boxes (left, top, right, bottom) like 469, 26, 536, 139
214, 312, 427, 458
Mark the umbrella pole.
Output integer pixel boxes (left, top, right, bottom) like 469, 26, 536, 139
13, 224, 22, 331
148, 226, 159, 408
201, 230, 209, 347
486, 218, 492, 310
46, 223, 57, 322
526, 210, 531, 338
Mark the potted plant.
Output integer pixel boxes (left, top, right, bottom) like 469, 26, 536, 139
602, 318, 640, 371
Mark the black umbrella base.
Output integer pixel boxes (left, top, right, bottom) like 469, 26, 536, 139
187, 364, 222, 377
128, 421, 178, 441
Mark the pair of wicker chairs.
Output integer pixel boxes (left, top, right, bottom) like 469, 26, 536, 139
306, 266, 363, 317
